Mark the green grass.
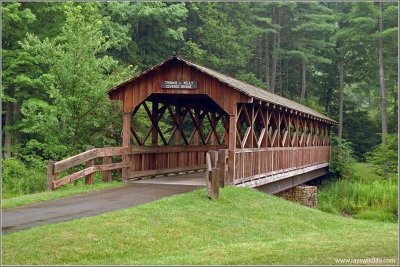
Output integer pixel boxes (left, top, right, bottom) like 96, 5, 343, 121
2, 181, 123, 209
318, 163, 398, 222
2, 187, 398, 265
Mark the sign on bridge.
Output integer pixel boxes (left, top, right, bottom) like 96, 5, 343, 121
161, 80, 197, 89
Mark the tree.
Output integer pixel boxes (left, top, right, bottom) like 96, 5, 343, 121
343, 2, 398, 144
330, 2, 352, 140
181, 2, 257, 76
2, 3, 36, 158
285, 2, 336, 101
19, 3, 135, 159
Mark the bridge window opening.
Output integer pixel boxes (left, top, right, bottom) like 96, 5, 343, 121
305, 124, 311, 146
268, 113, 278, 147
181, 109, 196, 145
129, 94, 229, 148
236, 104, 251, 148
314, 125, 320, 145
280, 120, 288, 147
298, 121, 305, 146
130, 101, 154, 146
289, 120, 296, 146
217, 115, 228, 145
253, 112, 266, 148
200, 115, 212, 145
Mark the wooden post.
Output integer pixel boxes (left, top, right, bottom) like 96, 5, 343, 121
227, 114, 236, 185
209, 150, 218, 168
85, 145, 95, 185
194, 109, 200, 145
47, 161, 55, 191
217, 149, 228, 187
206, 151, 219, 200
208, 167, 219, 200
152, 101, 158, 145
122, 112, 131, 180
102, 145, 112, 183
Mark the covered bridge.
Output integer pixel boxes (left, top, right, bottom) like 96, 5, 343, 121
48, 56, 336, 193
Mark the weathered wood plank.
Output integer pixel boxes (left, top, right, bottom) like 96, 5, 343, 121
54, 149, 98, 173
53, 161, 131, 189
217, 149, 228, 187
102, 147, 112, 183
208, 167, 219, 200
227, 114, 236, 184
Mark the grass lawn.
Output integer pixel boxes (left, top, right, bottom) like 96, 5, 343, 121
2, 181, 123, 209
2, 187, 398, 265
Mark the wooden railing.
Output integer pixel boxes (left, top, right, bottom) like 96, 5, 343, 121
234, 146, 330, 183
48, 145, 226, 190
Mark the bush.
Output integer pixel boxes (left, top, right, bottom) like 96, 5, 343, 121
329, 136, 355, 176
366, 133, 398, 175
2, 158, 47, 198
318, 163, 398, 223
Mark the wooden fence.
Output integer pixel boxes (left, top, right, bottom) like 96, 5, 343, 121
234, 146, 330, 183
48, 145, 226, 190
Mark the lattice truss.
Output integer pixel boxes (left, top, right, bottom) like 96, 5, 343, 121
130, 100, 229, 146
236, 104, 331, 149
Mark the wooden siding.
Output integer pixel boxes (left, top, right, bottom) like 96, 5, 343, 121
109, 60, 250, 115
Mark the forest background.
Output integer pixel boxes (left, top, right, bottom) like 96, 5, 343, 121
1, 1, 398, 197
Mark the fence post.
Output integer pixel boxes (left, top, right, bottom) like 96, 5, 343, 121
102, 145, 112, 183
209, 167, 219, 200
47, 161, 55, 191
85, 145, 95, 185
217, 149, 228, 188
206, 151, 219, 200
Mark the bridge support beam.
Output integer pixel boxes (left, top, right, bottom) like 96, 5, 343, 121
255, 167, 327, 195
122, 112, 131, 180
227, 114, 236, 185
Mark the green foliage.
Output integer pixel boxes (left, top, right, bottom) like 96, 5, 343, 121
366, 133, 398, 175
2, 158, 46, 198
235, 72, 267, 89
329, 136, 355, 176
19, 3, 134, 159
1, 2, 398, 183
318, 163, 398, 223
183, 2, 257, 75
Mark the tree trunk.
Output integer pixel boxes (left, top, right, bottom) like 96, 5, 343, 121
258, 36, 263, 80
286, 62, 289, 96
378, 2, 388, 144
12, 98, 21, 148
338, 47, 344, 141
394, 80, 398, 131
265, 32, 270, 88
300, 58, 306, 101
325, 70, 334, 115
270, 7, 280, 93
4, 101, 13, 158
279, 57, 283, 95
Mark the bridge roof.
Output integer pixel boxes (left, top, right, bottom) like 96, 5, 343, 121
108, 56, 337, 125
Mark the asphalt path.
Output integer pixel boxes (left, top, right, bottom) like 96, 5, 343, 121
2, 181, 202, 235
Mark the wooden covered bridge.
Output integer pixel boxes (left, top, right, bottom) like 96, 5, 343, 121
47, 56, 336, 194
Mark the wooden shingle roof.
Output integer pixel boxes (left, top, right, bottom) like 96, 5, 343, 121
109, 56, 337, 125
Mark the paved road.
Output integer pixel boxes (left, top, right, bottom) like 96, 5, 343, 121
2, 181, 202, 235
